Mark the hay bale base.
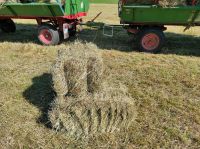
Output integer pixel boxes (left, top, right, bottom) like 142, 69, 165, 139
49, 94, 137, 137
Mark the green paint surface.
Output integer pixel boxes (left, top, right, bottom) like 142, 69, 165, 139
0, 3, 64, 16
64, 0, 89, 15
0, 0, 89, 17
120, 5, 200, 25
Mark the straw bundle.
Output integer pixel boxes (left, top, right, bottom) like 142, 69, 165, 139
158, 0, 187, 6
53, 46, 87, 97
49, 42, 137, 137
51, 43, 102, 98
125, 0, 189, 6
49, 93, 136, 136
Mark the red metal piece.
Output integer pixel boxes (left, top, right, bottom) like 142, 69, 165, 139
154, 0, 159, 4
64, 12, 87, 19
192, 0, 196, 5
127, 28, 139, 34
141, 33, 160, 51
36, 18, 42, 25
120, 0, 126, 4
38, 29, 52, 45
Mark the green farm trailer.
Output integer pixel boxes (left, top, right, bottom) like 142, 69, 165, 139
0, 0, 200, 52
0, 0, 89, 45
119, 0, 200, 53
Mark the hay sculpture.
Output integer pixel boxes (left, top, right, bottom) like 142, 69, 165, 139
49, 43, 137, 137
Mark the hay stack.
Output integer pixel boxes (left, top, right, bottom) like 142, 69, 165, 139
49, 42, 137, 137
125, 0, 189, 6
158, 0, 187, 6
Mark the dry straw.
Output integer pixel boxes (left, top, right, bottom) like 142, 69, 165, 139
125, 0, 189, 6
158, 0, 187, 6
87, 50, 103, 94
49, 42, 137, 137
49, 93, 136, 137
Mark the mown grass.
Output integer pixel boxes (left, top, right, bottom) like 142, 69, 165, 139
0, 4, 200, 149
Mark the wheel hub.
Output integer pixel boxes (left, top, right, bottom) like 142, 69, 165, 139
141, 33, 160, 51
39, 29, 52, 45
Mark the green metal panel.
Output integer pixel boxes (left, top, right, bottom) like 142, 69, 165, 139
64, 0, 89, 15
0, 3, 64, 17
120, 5, 200, 24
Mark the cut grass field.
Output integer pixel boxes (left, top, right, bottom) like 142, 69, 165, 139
0, 4, 200, 149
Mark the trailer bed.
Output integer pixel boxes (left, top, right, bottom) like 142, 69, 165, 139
120, 5, 200, 25
0, 3, 64, 18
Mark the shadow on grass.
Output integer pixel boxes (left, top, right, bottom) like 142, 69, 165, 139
23, 73, 55, 128
76, 28, 200, 56
0, 23, 39, 43
163, 32, 200, 56
1, 23, 200, 56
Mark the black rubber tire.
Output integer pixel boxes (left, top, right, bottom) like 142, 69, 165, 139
136, 28, 165, 53
38, 24, 60, 45
0, 19, 16, 33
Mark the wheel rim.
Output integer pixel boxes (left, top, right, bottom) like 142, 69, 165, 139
141, 33, 160, 51
39, 29, 52, 45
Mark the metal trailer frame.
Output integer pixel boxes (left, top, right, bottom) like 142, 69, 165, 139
0, 1, 89, 45
117, 0, 200, 53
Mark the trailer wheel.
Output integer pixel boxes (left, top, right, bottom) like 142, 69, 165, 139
137, 28, 165, 53
38, 25, 60, 45
1, 19, 16, 33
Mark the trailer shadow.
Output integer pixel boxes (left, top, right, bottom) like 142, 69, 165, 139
76, 27, 134, 52
23, 73, 55, 128
0, 23, 39, 43
76, 27, 200, 57
0, 23, 200, 57
163, 32, 200, 56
